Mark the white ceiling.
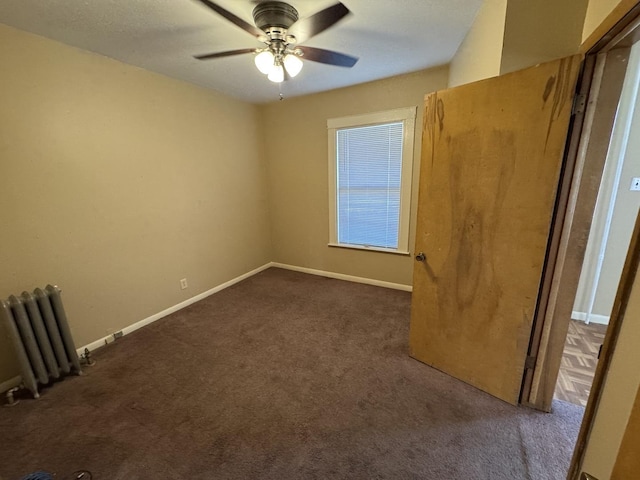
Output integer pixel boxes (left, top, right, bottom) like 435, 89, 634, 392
0, 0, 483, 104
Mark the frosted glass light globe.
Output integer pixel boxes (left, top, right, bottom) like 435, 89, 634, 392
283, 54, 303, 77
268, 64, 285, 83
254, 51, 275, 75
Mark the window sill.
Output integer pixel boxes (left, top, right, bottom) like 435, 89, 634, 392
328, 243, 410, 256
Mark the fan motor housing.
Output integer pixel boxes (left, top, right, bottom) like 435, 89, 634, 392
252, 1, 299, 30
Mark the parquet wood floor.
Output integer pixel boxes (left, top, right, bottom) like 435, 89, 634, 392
554, 319, 608, 407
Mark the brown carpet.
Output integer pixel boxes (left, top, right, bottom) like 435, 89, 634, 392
0, 268, 582, 480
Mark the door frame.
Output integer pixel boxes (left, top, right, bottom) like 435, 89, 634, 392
523, 0, 640, 412
522, 40, 632, 412
571, 214, 640, 478
512, 0, 640, 477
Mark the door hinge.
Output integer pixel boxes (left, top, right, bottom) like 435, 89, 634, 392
525, 355, 536, 369
572, 94, 587, 115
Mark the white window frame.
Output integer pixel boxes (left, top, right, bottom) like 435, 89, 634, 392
327, 106, 416, 255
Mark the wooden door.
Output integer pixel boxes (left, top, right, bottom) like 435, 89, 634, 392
409, 56, 582, 405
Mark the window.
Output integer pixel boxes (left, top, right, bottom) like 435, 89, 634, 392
328, 107, 416, 254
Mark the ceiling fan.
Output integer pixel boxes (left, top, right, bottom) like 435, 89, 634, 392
192, 0, 359, 83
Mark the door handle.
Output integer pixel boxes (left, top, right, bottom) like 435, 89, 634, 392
415, 252, 426, 262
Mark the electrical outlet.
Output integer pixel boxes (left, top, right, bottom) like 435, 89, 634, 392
630, 177, 640, 191
180, 278, 188, 290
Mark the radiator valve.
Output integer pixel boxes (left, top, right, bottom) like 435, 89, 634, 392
80, 348, 96, 367
4, 386, 20, 407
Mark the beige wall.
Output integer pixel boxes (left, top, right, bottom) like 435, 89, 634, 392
583, 0, 626, 40
448, 0, 508, 87
449, 0, 588, 87
500, 0, 588, 74
0, 24, 272, 384
574, 41, 640, 320
611, 380, 640, 478
261, 68, 449, 287
580, 252, 640, 478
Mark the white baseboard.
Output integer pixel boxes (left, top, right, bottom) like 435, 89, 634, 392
76, 262, 272, 355
270, 262, 413, 292
571, 311, 610, 325
77, 262, 411, 357
0, 375, 21, 394
2, 261, 410, 392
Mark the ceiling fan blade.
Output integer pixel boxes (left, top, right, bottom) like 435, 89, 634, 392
288, 2, 351, 44
194, 0, 265, 39
298, 46, 358, 67
194, 48, 257, 60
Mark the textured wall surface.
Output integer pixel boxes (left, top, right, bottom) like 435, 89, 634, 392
448, 0, 508, 87
0, 24, 273, 384
261, 67, 449, 287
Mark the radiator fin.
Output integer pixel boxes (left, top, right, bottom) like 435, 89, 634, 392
35, 287, 71, 374
21, 292, 60, 380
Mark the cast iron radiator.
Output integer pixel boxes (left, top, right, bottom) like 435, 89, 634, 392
0, 285, 82, 398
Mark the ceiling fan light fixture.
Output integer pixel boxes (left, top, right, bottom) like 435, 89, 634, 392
193, 1, 359, 88
267, 64, 285, 83
254, 50, 275, 75
283, 54, 303, 77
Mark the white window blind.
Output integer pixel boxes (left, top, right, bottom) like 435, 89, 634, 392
328, 107, 416, 254
336, 123, 404, 249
